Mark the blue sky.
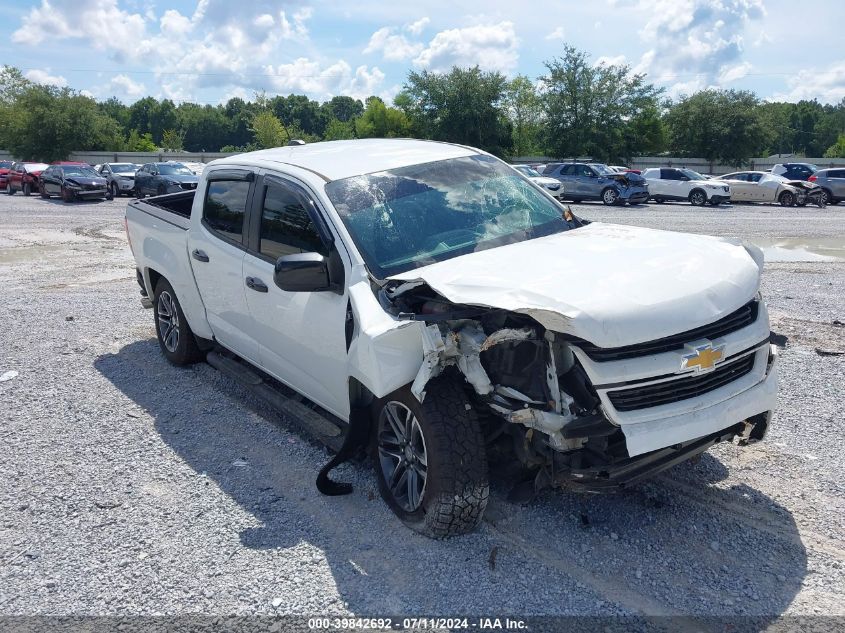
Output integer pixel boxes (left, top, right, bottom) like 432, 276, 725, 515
1, 0, 843, 106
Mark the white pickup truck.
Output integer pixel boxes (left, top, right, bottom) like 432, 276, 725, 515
125, 139, 778, 538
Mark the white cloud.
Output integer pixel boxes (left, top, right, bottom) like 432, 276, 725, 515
110, 74, 146, 98
413, 21, 520, 73
718, 61, 752, 83
405, 17, 430, 35
594, 55, 627, 67
629, 0, 765, 93
12, 0, 147, 55
264, 58, 385, 101
545, 26, 565, 41
160, 9, 192, 36
769, 60, 845, 104
24, 69, 67, 87
363, 27, 424, 61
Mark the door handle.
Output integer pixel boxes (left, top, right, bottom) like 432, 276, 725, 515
192, 249, 209, 262
245, 276, 268, 293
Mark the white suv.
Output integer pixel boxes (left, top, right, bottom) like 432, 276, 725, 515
643, 167, 731, 206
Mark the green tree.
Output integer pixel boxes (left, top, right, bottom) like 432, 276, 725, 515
270, 94, 328, 137
250, 110, 287, 149
323, 118, 356, 140
355, 96, 410, 138
665, 89, 771, 166
540, 45, 664, 162
177, 103, 231, 151
161, 128, 185, 151
402, 66, 512, 156
503, 75, 542, 157
323, 95, 364, 122
823, 134, 845, 158
125, 130, 157, 152
4, 84, 124, 161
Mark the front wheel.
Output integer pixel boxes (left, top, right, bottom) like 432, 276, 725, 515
61, 186, 74, 203
601, 187, 620, 205
689, 190, 707, 206
39, 184, 49, 198
5, 184, 14, 195
153, 278, 204, 366
23, 182, 31, 196
821, 189, 834, 206
779, 191, 795, 207
371, 379, 489, 538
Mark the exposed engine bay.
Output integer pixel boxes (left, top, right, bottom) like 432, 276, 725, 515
379, 279, 638, 492
787, 180, 827, 207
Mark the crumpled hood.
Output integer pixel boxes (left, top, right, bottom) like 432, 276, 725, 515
165, 175, 198, 184
389, 223, 762, 348
67, 177, 106, 186
530, 176, 562, 187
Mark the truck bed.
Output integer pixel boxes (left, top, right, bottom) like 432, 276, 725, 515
127, 191, 195, 230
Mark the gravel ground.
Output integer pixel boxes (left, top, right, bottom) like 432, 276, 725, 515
0, 193, 843, 623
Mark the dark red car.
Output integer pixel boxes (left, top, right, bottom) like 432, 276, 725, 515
5, 161, 49, 196
0, 160, 13, 190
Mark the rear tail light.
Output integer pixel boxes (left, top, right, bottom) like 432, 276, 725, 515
808, 175, 817, 182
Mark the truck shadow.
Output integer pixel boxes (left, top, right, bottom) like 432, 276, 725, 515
95, 339, 807, 622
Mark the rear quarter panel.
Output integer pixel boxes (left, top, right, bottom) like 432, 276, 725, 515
126, 201, 213, 340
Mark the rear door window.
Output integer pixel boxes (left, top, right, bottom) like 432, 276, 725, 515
203, 180, 252, 244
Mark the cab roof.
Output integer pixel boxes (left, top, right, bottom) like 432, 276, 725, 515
213, 138, 480, 182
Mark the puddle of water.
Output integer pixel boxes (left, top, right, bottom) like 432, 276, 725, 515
0, 245, 64, 264
750, 237, 845, 262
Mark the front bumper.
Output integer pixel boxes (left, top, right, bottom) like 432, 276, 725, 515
559, 412, 771, 491
621, 189, 650, 203
616, 345, 777, 456
572, 299, 777, 457
75, 189, 108, 198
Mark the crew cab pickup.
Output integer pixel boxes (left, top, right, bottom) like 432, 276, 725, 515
125, 139, 778, 538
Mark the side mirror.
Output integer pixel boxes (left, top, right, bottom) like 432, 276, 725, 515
273, 250, 344, 294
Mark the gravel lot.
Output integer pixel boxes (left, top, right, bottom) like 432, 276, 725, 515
1, 193, 843, 623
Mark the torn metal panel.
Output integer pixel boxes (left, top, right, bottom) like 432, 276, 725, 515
346, 280, 427, 400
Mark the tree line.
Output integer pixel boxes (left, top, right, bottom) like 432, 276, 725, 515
2, 45, 844, 165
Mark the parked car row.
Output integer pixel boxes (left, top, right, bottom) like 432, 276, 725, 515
3, 160, 205, 203
514, 160, 838, 208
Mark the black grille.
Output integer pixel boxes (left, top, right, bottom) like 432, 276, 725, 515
607, 353, 755, 412
578, 300, 759, 362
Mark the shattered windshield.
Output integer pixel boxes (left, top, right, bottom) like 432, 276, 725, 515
325, 154, 578, 278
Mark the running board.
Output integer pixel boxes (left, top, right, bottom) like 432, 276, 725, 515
206, 350, 345, 451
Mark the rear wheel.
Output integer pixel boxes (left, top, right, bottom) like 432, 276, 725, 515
371, 379, 489, 538
5, 184, 13, 195
601, 187, 619, 205
689, 189, 707, 206
779, 190, 795, 207
39, 183, 49, 198
153, 277, 204, 366
653, 197, 665, 204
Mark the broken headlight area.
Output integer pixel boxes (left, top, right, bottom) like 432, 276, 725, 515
381, 281, 628, 487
